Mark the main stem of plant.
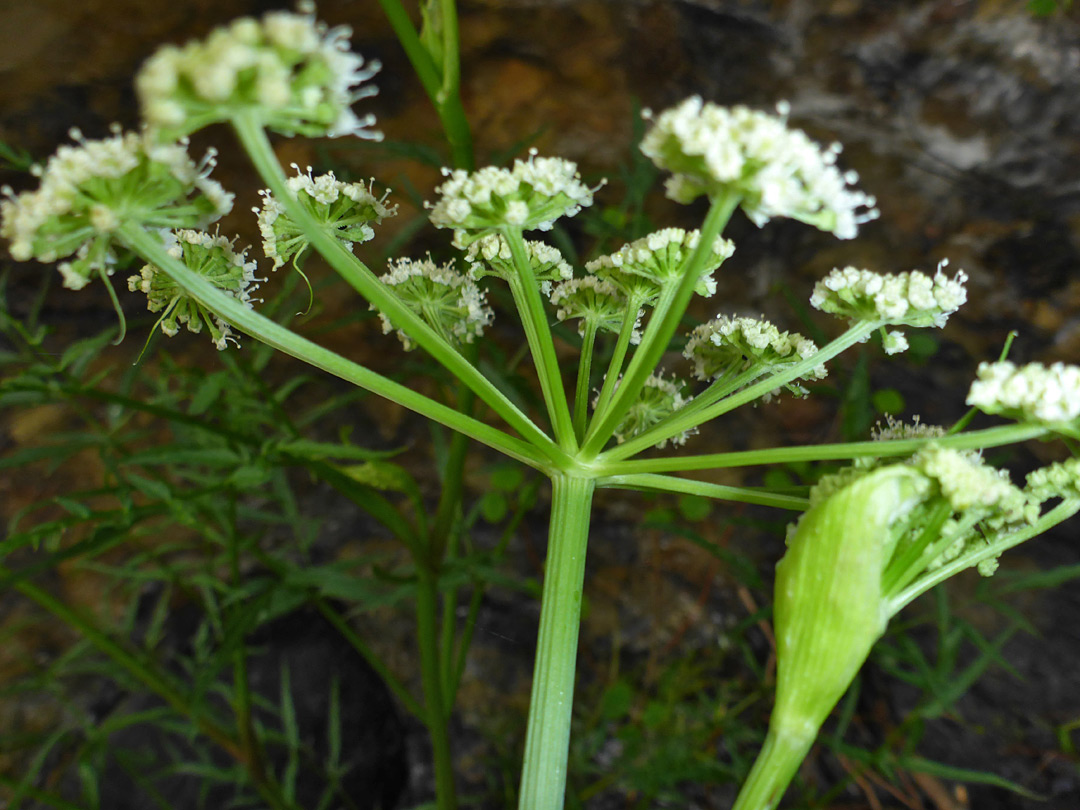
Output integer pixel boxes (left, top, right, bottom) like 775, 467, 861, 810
518, 474, 596, 810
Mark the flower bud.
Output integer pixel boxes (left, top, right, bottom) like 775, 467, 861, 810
772, 467, 928, 742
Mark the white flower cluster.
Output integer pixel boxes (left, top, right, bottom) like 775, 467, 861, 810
639, 97, 878, 239
584, 228, 734, 299
683, 314, 825, 387
549, 276, 637, 340
0, 128, 232, 290
256, 166, 396, 269
1026, 458, 1080, 503
914, 446, 1028, 519
810, 261, 968, 337
871, 415, 946, 442
428, 150, 598, 239
376, 257, 493, 350
966, 361, 1080, 425
128, 229, 259, 350
458, 233, 573, 294
910, 446, 1033, 576
605, 373, 695, 448
137, 8, 382, 140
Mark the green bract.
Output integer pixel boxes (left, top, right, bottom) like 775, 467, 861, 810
773, 467, 928, 743
137, 9, 382, 141
0, 128, 232, 290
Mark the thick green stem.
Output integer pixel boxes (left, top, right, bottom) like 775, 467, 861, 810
118, 224, 552, 472
230, 114, 564, 465
595, 424, 1051, 476
416, 563, 458, 810
731, 726, 815, 810
518, 475, 596, 810
504, 228, 576, 450
598, 473, 808, 511
581, 192, 740, 457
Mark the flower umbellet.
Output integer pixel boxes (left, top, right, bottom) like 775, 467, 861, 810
585, 227, 735, 299
0, 127, 231, 291
137, 6, 383, 141
640, 97, 878, 238
428, 150, 599, 242
967, 360, 1080, 428
4, 11, 1080, 810
459, 232, 573, 294
684, 314, 826, 398
129, 229, 260, 349
375, 256, 492, 350
256, 165, 396, 271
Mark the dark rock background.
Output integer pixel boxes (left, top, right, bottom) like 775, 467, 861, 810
1, 1, 1079, 808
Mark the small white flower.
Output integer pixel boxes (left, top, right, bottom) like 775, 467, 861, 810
683, 314, 826, 399
1, 128, 232, 289
376, 257, 493, 350
428, 150, 600, 240
128, 229, 260, 350
810, 261, 968, 341
255, 165, 396, 270
967, 361, 1080, 425
640, 97, 878, 239
585, 228, 734, 300
881, 330, 909, 355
